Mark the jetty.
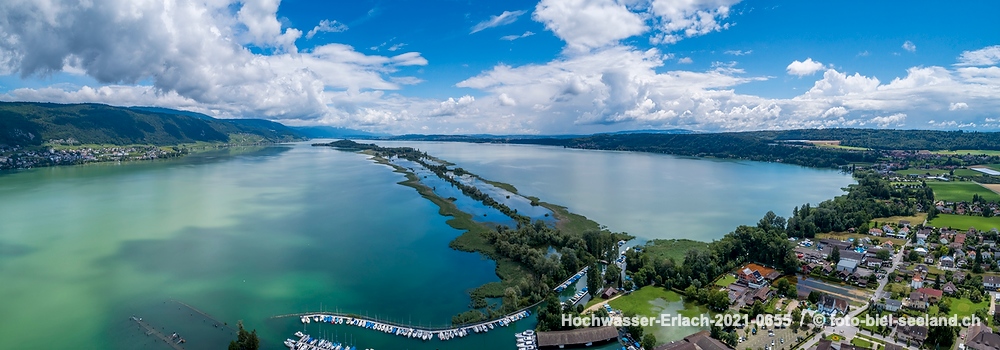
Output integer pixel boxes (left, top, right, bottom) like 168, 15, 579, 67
130, 316, 185, 350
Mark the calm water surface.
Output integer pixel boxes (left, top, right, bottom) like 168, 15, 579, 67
373, 141, 856, 241
0, 141, 853, 349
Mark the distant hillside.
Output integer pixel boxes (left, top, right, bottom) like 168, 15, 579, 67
291, 126, 386, 139
0, 102, 303, 147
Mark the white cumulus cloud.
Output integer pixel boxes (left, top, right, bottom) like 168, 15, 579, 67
902, 40, 916, 52
949, 102, 968, 110
956, 45, 1000, 66
533, 0, 647, 52
786, 58, 825, 77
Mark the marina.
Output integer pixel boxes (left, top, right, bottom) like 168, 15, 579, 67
555, 266, 589, 292
286, 331, 357, 350
515, 330, 538, 350
289, 309, 531, 343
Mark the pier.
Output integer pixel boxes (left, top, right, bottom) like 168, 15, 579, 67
130, 316, 185, 350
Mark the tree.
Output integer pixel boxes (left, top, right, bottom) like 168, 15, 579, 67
587, 263, 603, 297
228, 321, 260, 350
831, 246, 841, 263
605, 264, 622, 288
641, 333, 657, 349
876, 249, 892, 261
808, 291, 821, 304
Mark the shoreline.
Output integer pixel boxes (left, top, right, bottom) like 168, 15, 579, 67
345, 144, 622, 323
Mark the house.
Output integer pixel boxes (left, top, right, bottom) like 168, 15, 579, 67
966, 325, 1000, 350
601, 287, 618, 299
879, 299, 902, 312
954, 271, 967, 283
837, 258, 859, 274
956, 233, 968, 245
943, 282, 958, 295
985, 276, 1000, 291
940, 256, 955, 268
923, 256, 935, 264
869, 228, 884, 236
866, 258, 884, 269
911, 274, 924, 289
737, 267, 765, 289
654, 330, 734, 350
915, 288, 943, 303
896, 324, 928, 345
818, 294, 849, 316
905, 291, 929, 311
914, 247, 928, 256
813, 339, 833, 350
737, 263, 779, 289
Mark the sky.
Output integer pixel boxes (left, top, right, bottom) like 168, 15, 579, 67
0, 0, 999, 134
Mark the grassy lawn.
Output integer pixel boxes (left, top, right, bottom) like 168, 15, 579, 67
715, 274, 737, 287
929, 214, 1000, 231
608, 286, 709, 319
644, 239, 709, 265
851, 337, 874, 349
948, 297, 989, 318
927, 181, 1000, 203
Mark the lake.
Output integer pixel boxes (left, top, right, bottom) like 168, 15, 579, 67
372, 141, 855, 241
0, 141, 853, 349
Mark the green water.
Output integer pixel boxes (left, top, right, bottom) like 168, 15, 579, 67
0, 141, 853, 349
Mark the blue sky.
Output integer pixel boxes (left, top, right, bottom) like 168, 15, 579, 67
1, 0, 998, 134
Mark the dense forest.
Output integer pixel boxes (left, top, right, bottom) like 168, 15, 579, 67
0, 102, 302, 147
786, 171, 925, 237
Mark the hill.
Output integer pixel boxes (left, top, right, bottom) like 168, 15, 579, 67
0, 102, 303, 147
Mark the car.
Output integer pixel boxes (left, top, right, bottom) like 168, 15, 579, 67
780, 338, 784, 344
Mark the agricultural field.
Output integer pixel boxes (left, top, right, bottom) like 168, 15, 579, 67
929, 214, 1000, 231
926, 181, 1000, 203
931, 150, 1000, 156
894, 168, 951, 176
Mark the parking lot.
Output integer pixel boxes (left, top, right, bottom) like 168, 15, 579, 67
737, 324, 799, 350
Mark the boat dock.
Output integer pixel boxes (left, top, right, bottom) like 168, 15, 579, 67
555, 266, 589, 292
285, 331, 356, 350
294, 309, 531, 342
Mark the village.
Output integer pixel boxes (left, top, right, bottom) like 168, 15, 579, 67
0, 144, 184, 170
538, 159, 1000, 350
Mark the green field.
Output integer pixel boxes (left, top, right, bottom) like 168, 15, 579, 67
608, 286, 708, 319
644, 239, 709, 265
927, 181, 1000, 203
929, 214, 1000, 231
932, 150, 1000, 156
895, 168, 951, 176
